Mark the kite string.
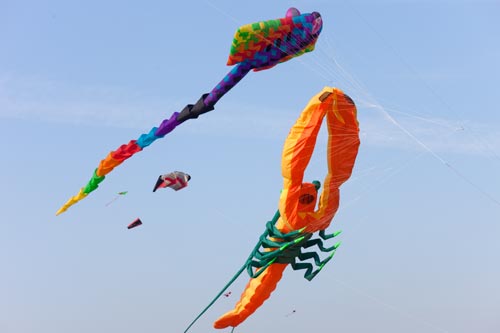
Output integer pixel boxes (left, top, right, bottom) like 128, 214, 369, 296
306, 33, 500, 207
305, 71, 500, 216
333, 278, 450, 333
183, 263, 246, 333
374, 103, 500, 206
105, 196, 119, 207
324, 3, 500, 206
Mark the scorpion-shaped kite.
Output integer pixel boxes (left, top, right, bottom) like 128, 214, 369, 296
184, 87, 360, 332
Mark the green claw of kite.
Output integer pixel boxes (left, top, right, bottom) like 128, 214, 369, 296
319, 229, 341, 240
279, 235, 306, 251
294, 235, 306, 244
318, 251, 336, 271
334, 241, 342, 249
279, 242, 290, 251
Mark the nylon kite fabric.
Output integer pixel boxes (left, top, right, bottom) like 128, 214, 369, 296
202, 8, 323, 107
213, 87, 360, 329
227, 9, 321, 68
56, 7, 323, 215
153, 171, 191, 192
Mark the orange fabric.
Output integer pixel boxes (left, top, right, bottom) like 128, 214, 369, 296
213, 87, 360, 329
213, 264, 287, 329
95, 153, 121, 177
278, 87, 360, 233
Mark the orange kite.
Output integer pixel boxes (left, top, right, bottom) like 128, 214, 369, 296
183, 87, 360, 333
214, 86, 360, 329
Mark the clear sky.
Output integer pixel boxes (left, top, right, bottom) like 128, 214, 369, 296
1, 1, 499, 332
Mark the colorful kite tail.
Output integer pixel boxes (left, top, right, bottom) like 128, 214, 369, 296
55, 112, 181, 215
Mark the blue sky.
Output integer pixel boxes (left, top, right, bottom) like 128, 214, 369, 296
1, 1, 499, 332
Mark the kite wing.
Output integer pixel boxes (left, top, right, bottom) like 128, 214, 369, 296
153, 171, 191, 192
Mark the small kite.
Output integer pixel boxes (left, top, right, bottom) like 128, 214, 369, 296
56, 7, 323, 215
105, 191, 128, 207
183, 87, 360, 332
153, 171, 191, 192
127, 218, 142, 230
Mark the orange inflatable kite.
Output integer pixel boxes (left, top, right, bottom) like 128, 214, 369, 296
183, 87, 360, 332
214, 87, 360, 329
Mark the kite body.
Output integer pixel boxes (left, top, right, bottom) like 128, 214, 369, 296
153, 171, 191, 192
56, 7, 322, 215
226, 11, 321, 68
203, 8, 322, 107
105, 191, 128, 207
127, 218, 142, 230
213, 87, 360, 329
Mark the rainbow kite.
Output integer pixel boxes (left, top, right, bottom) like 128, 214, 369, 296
56, 7, 323, 215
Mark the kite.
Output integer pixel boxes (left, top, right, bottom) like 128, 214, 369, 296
127, 218, 142, 230
153, 171, 191, 192
183, 87, 360, 332
56, 7, 323, 215
105, 191, 128, 207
